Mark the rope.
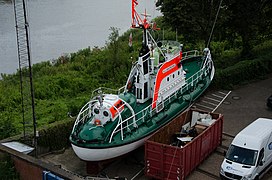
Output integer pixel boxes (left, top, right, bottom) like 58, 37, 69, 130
166, 93, 194, 179
206, 0, 224, 48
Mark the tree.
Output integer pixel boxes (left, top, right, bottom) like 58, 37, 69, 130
156, 0, 226, 46
104, 27, 133, 84
0, 113, 16, 140
157, 0, 272, 57
225, 0, 272, 57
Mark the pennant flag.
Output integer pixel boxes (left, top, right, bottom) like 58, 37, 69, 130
129, 32, 133, 47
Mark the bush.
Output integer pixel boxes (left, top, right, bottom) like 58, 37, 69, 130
0, 154, 19, 179
37, 119, 74, 151
212, 55, 272, 89
0, 115, 17, 140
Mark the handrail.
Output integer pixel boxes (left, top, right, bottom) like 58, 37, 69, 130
159, 41, 181, 58
108, 58, 212, 142
73, 52, 213, 143
109, 104, 150, 142
91, 86, 126, 98
108, 98, 136, 142
182, 50, 200, 61
90, 50, 200, 98
72, 100, 98, 131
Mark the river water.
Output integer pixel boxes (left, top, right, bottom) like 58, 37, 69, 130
0, 0, 160, 75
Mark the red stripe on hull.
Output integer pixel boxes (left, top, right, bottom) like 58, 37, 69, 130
152, 55, 182, 109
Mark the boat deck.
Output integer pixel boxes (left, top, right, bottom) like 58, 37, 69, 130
182, 56, 204, 78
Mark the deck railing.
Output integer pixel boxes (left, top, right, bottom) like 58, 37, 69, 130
73, 51, 213, 143
108, 60, 213, 142
91, 86, 126, 99
182, 50, 200, 61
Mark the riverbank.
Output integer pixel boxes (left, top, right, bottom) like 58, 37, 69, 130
0, 0, 160, 75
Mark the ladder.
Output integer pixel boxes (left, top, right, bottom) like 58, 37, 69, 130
13, 0, 37, 149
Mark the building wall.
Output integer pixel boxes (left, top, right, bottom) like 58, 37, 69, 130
13, 156, 43, 180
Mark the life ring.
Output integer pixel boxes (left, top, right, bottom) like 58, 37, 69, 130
94, 119, 102, 126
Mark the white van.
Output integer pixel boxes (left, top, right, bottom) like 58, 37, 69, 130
220, 118, 272, 180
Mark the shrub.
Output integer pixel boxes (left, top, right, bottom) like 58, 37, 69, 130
37, 119, 74, 151
212, 55, 272, 89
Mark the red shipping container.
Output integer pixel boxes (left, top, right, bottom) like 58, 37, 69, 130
145, 109, 223, 180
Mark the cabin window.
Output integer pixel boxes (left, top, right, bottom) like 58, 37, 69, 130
137, 88, 142, 99
143, 59, 149, 74
142, 52, 150, 75
103, 111, 109, 117
178, 71, 180, 75
173, 74, 175, 78
94, 108, 99, 114
167, 77, 169, 81
144, 82, 148, 99
257, 148, 264, 166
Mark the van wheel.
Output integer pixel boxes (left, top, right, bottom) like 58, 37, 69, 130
254, 175, 259, 180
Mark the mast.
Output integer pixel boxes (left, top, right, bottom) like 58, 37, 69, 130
131, 0, 146, 29
131, 0, 160, 45
13, 0, 37, 156
131, 0, 154, 46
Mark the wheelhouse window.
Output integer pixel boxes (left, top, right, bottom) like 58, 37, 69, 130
144, 82, 148, 99
143, 59, 149, 74
137, 88, 142, 99
142, 53, 150, 75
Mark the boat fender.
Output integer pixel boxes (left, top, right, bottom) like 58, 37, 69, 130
127, 81, 132, 90
94, 119, 102, 126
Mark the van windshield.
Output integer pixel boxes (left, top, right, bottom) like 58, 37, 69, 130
226, 145, 258, 166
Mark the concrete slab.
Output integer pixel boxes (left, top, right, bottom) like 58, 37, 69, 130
187, 170, 214, 180
215, 75, 272, 136
100, 146, 147, 180
221, 134, 233, 148
197, 153, 224, 177
40, 148, 88, 177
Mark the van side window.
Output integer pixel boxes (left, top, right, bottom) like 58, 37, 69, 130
257, 148, 264, 166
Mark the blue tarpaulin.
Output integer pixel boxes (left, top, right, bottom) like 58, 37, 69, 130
43, 171, 64, 180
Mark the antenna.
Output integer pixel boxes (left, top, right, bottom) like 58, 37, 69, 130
206, 0, 223, 48
13, 0, 37, 156
131, 0, 159, 30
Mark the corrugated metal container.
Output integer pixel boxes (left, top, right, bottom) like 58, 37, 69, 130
145, 109, 223, 180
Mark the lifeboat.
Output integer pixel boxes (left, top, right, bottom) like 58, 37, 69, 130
69, 0, 215, 161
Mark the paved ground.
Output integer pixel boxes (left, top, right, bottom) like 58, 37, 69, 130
187, 74, 272, 180
41, 74, 272, 180
216, 75, 272, 136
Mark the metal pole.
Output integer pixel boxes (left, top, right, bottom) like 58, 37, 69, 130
21, 0, 37, 157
